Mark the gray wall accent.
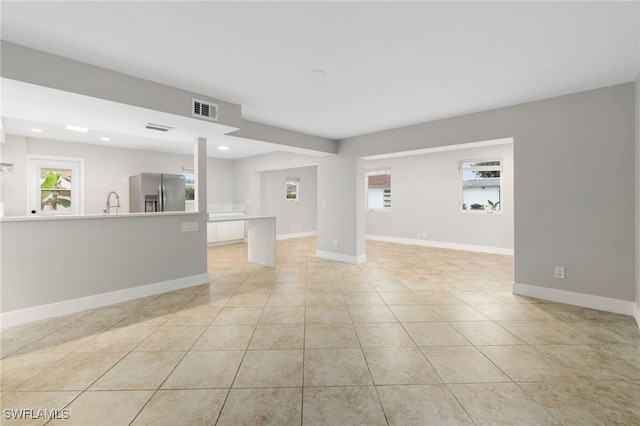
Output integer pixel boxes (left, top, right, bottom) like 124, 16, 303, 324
260, 166, 317, 236
233, 151, 320, 217
341, 83, 636, 301
364, 143, 514, 250
1, 213, 205, 313
1, 41, 242, 128
229, 120, 337, 155
316, 155, 366, 260
0, 135, 235, 216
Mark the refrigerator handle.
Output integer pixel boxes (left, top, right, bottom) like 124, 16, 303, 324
158, 185, 163, 212
161, 185, 167, 212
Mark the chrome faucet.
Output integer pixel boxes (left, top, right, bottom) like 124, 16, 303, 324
104, 191, 121, 214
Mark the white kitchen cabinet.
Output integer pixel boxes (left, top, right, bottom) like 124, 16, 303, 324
207, 210, 245, 245
207, 222, 217, 244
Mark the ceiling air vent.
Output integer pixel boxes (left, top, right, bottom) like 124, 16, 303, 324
145, 123, 174, 132
192, 98, 218, 121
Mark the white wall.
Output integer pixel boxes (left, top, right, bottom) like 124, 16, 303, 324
233, 151, 321, 217
260, 165, 317, 237
341, 83, 636, 306
364, 142, 514, 253
0, 136, 235, 216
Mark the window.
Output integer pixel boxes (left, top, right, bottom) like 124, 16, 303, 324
366, 168, 391, 209
460, 159, 501, 212
285, 177, 300, 201
182, 168, 195, 201
28, 155, 84, 215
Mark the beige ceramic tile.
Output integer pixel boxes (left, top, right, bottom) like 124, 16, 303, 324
342, 292, 385, 306
233, 350, 303, 388
248, 324, 304, 350
134, 325, 205, 351
217, 387, 302, 425
520, 381, 640, 425
162, 305, 221, 326
0, 353, 69, 391
429, 304, 488, 321
363, 347, 441, 385
348, 305, 397, 323
415, 290, 464, 304
131, 389, 227, 425
211, 307, 263, 325
403, 322, 471, 346
74, 326, 156, 352
225, 293, 269, 307
422, 346, 510, 383
191, 325, 255, 351
305, 291, 346, 306
388, 305, 443, 322
305, 306, 351, 324
304, 323, 360, 349
17, 352, 126, 391
378, 291, 422, 305
265, 293, 305, 307
162, 351, 244, 389
47, 390, 153, 425
258, 307, 305, 325
302, 386, 386, 425
90, 351, 184, 390
450, 321, 524, 346
354, 323, 415, 348
449, 383, 559, 425
303, 348, 372, 386
376, 384, 473, 425
496, 320, 594, 345
478, 345, 579, 382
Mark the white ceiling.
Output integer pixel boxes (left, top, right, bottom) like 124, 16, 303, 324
1, 1, 639, 155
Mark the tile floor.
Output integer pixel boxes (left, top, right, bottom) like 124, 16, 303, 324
1, 237, 639, 425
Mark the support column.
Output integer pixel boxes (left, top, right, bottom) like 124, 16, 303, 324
316, 155, 366, 264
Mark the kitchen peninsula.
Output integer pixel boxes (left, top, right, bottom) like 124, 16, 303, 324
208, 213, 276, 268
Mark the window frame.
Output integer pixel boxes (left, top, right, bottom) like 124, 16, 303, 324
27, 155, 85, 216
459, 158, 502, 214
365, 167, 391, 211
285, 177, 300, 202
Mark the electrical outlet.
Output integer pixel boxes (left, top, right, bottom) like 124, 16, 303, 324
181, 222, 198, 232
122, 176, 128, 183
333, 239, 338, 247
416, 233, 421, 238
554, 266, 565, 279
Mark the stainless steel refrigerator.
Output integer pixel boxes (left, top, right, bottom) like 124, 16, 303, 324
129, 173, 186, 212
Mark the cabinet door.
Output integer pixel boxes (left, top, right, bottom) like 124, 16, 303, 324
207, 222, 217, 243
231, 220, 245, 240
216, 222, 233, 241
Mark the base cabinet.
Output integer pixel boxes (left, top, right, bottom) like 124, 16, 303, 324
207, 212, 245, 245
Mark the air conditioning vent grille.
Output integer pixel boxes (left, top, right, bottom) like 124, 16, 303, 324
192, 99, 218, 121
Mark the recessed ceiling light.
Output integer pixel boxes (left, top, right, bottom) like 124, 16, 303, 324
66, 125, 89, 132
312, 69, 328, 78
31, 128, 43, 133
218, 146, 230, 151
100, 137, 111, 141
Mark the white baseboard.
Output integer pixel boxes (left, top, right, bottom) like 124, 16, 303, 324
277, 230, 317, 240
634, 302, 640, 330
0, 274, 209, 329
316, 250, 367, 264
366, 234, 514, 256
513, 282, 637, 318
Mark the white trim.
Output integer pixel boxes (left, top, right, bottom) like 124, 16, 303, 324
362, 137, 514, 161
634, 302, 640, 330
0, 274, 209, 329
513, 282, 637, 317
277, 230, 317, 240
316, 250, 367, 264
365, 234, 514, 256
